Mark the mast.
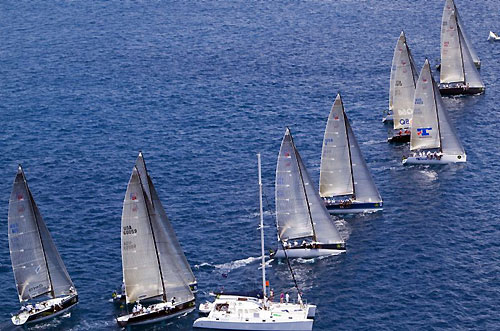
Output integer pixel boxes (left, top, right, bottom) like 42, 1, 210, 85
289, 130, 317, 241
455, 15, 466, 84
429, 65, 443, 152
257, 154, 266, 300
343, 109, 356, 200
22, 166, 55, 299
135, 166, 167, 302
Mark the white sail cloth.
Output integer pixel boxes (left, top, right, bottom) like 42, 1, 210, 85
411, 60, 465, 155
320, 94, 382, 204
276, 128, 343, 244
442, 0, 480, 65
390, 32, 418, 130
8, 166, 74, 302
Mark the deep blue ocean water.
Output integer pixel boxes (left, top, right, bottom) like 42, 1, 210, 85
1, 1, 499, 330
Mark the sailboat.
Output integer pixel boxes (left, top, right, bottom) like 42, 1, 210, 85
116, 152, 196, 327
488, 31, 500, 41
320, 94, 383, 214
272, 128, 345, 259
403, 60, 466, 164
441, 0, 480, 69
8, 165, 78, 326
439, 7, 485, 95
193, 154, 317, 330
387, 31, 418, 143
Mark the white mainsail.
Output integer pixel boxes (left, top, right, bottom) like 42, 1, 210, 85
442, 0, 480, 66
319, 94, 353, 198
346, 122, 382, 204
411, 60, 441, 151
135, 153, 196, 288
391, 33, 418, 130
389, 32, 405, 112
122, 168, 163, 303
275, 129, 315, 241
8, 166, 74, 302
440, 11, 465, 84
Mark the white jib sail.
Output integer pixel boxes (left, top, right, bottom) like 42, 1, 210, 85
32, 195, 75, 298
296, 151, 343, 245
433, 78, 466, 156
148, 179, 195, 303
346, 122, 382, 204
410, 60, 441, 151
122, 168, 163, 303
319, 94, 353, 198
459, 27, 484, 89
442, 0, 480, 65
8, 167, 51, 302
275, 128, 315, 241
392, 41, 418, 130
440, 11, 465, 84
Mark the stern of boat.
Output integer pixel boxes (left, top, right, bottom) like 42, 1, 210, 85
306, 304, 316, 319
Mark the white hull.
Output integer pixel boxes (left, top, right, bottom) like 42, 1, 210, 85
193, 318, 313, 330
328, 207, 382, 214
402, 153, 466, 165
193, 295, 315, 331
273, 248, 344, 259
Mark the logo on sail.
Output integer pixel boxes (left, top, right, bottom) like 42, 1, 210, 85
130, 193, 137, 201
417, 128, 432, 137
17, 193, 23, 200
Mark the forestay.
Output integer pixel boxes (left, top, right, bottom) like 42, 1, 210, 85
411, 60, 441, 151
8, 167, 74, 302
319, 94, 353, 198
440, 12, 465, 84
346, 122, 382, 204
296, 151, 343, 245
275, 129, 315, 241
392, 36, 418, 130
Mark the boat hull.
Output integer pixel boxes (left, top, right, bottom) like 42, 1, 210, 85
387, 133, 410, 143
193, 318, 313, 330
323, 200, 383, 214
438, 85, 484, 96
271, 243, 345, 259
116, 300, 195, 327
402, 153, 466, 165
11, 294, 78, 326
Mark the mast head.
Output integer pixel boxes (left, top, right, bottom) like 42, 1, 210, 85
17, 164, 23, 174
